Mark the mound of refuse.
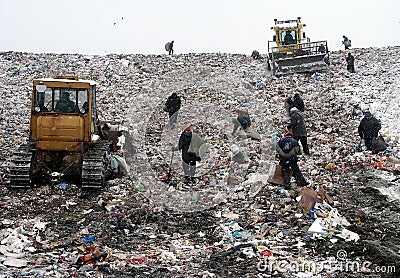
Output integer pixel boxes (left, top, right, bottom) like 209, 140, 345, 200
0, 47, 399, 277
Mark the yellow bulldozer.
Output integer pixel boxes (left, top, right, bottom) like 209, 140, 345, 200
6, 76, 124, 189
267, 17, 329, 76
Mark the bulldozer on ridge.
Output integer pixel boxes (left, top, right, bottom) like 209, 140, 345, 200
5, 76, 125, 189
267, 17, 330, 76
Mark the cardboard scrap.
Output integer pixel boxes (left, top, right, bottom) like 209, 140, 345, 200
318, 186, 334, 205
298, 187, 321, 212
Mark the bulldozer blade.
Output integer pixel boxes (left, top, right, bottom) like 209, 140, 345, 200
274, 54, 328, 76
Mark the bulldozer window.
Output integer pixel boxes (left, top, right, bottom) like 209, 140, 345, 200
34, 87, 52, 112
77, 90, 89, 113
283, 31, 296, 45
91, 85, 97, 119
54, 89, 80, 113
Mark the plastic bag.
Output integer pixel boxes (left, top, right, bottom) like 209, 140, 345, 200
267, 164, 284, 185
109, 155, 119, 173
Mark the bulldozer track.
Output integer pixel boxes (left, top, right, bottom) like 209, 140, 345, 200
81, 140, 110, 189
9, 143, 33, 188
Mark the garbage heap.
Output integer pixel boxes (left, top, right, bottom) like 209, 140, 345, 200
0, 47, 399, 277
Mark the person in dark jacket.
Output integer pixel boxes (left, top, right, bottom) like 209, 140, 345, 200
287, 107, 310, 155
55, 91, 78, 113
292, 93, 305, 112
169, 41, 174, 55
276, 132, 308, 188
318, 44, 326, 53
358, 111, 381, 150
346, 52, 355, 73
231, 108, 261, 140
251, 50, 261, 60
285, 93, 305, 115
165, 92, 181, 128
178, 125, 199, 182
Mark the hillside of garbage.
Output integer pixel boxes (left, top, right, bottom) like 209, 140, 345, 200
0, 47, 399, 277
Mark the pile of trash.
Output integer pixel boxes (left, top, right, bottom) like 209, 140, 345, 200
0, 46, 399, 277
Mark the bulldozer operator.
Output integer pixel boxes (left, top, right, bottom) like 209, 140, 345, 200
284, 31, 295, 45
55, 91, 79, 113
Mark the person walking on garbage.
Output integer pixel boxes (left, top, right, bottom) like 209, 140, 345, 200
285, 93, 305, 115
288, 107, 310, 155
342, 35, 351, 50
251, 50, 261, 60
292, 93, 305, 112
346, 52, 355, 73
358, 110, 381, 151
176, 125, 205, 183
55, 91, 79, 113
276, 131, 308, 188
168, 40, 174, 55
164, 92, 181, 128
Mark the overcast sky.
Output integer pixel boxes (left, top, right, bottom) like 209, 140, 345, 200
1, 0, 399, 55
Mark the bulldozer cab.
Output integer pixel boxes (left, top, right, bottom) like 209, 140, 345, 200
31, 76, 99, 151
272, 18, 307, 46
267, 17, 329, 76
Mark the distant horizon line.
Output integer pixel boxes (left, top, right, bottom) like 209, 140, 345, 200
1, 45, 399, 57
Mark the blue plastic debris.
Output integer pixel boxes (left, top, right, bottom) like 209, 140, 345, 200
82, 235, 96, 243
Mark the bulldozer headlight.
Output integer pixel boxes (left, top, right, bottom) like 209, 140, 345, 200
34, 106, 41, 112
36, 84, 47, 92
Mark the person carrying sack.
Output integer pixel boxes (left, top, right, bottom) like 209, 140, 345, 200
175, 125, 207, 184
358, 110, 381, 151
164, 92, 181, 128
276, 131, 308, 189
342, 35, 351, 50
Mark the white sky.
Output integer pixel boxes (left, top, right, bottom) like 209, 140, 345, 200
1, 0, 399, 55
